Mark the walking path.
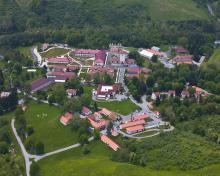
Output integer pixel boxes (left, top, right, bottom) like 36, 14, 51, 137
11, 119, 94, 176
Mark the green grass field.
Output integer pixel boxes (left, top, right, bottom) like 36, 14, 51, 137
15, 46, 32, 58
38, 141, 220, 176
22, 101, 78, 153
147, 0, 209, 21
97, 100, 140, 115
204, 47, 220, 69
41, 48, 70, 58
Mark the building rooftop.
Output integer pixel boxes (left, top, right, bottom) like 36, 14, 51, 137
120, 120, 146, 129
101, 135, 120, 151
126, 125, 144, 133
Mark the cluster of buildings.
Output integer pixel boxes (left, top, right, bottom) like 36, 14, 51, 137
151, 90, 176, 100
74, 49, 106, 66
59, 106, 121, 151
108, 43, 129, 65
120, 113, 149, 134
139, 46, 165, 59
171, 46, 194, 65
181, 86, 211, 99
150, 85, 211, 101
88, 66, 115, 78
126, 66, 152, 79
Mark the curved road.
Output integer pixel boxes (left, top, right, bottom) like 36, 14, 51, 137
11, 119, 94, 176
118, 84, 175, 139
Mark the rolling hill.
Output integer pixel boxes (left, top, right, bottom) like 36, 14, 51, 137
0, 0, 210, 29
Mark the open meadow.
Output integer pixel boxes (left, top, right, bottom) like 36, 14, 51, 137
21, 101, 78, 153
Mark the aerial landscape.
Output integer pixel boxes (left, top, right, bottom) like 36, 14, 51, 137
0, 0, 220, 176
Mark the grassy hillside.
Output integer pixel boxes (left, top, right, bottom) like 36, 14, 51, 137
147, 0, 209, 21
204, 47, 220, 69
38, 140, 220, 176
0, 0, 209, 28
32, 0, 209, 24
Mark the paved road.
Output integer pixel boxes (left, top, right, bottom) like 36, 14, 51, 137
11, 118, 94, 176
11, 119, 34, 176
34, 136, 94, 161
31, 46, 42, 67
117, 67, 126, 83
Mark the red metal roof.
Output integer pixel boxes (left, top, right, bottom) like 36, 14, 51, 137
126, 125, 144, 133
120, 120, 145, 129
132, 114, 149, 121
88, 118, 109, 129
82, 106, 91, 114
101, 135, 120, 151
60, 112, 73, 125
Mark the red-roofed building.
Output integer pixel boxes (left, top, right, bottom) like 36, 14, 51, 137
95, 50, 106, 66
88, 117, 109, 129
88, 66, 114, 78
175, 46, 189, 55
94, 112, 102, 120
81, 106, 92, 116
109, 44, 129, 64
60, 112, 73, 126
192, 86, 211, 97
74, 49, 106, 66
47, 72, 76, 82
131, 114, 149, 121
74, 49, 100, 57
111, 128, 119, 136
100, 108, 118, 120
93, 84, 122, 100
120, 120, 146, 129
126, 125, 145, 134
48, 65, 79, 72
126, 67, 151, 79
31, 78, 54, 93
172, 55, 193, 65
101, 135, 120, 151
66, 89, 77, 98
47, 57, 71, 64
126, 59, 136, 65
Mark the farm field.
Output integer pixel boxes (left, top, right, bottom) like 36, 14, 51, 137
41, 48, 70, 58
97, 100, 140, 115
147, 0, 209, 21
38, 141, 220, 176
20, 101, 78, 153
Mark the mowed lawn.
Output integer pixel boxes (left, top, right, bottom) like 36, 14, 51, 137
147, 0, 209, 21
97, 100, 140, 115
23, 101, 78, 152
38, 141, 220, 176
41, 48, 70, 58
